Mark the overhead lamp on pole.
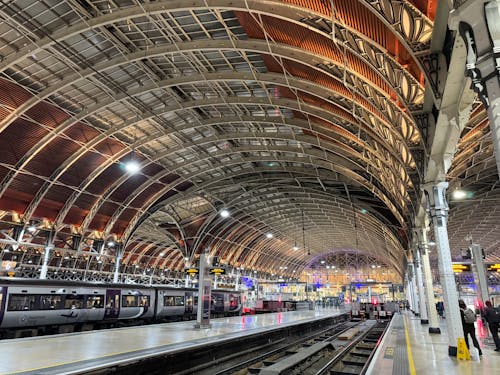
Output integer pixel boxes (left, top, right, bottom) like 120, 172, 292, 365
302, 210, 309, 256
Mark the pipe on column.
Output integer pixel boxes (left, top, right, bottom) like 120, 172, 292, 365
415, 249, 429, 324
424, 182, 464, 356
418, 226, 441, 333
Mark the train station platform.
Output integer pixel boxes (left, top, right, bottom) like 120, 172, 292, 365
367, 311, 500, 374
0, 307, 348, 375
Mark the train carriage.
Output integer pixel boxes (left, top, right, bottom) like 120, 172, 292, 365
0, 277, 241, 338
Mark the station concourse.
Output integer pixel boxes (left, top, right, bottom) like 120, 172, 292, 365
0, 0, 500, 374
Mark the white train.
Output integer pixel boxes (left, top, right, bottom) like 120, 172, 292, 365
0, 277, 241, 338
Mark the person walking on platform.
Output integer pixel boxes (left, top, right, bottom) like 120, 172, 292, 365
483, 300, 500, 351
436, 301, 444, 318
459, 300, 482, 356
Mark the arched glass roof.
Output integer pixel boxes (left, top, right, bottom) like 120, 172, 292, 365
0, 0, 498, 283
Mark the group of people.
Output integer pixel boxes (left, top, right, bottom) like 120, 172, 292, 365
458, 299, 500, 357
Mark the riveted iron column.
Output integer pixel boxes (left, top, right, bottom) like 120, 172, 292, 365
113, 244, 123, 283
195, 252, 212, 329
471, 243, 490, 304
451, 0, 500, 177
234, 268, 240, 291
424, 182, 463, 355
408, 263, 420, 316
405, 274, 413, 312
418, 226, 441, 333
415, 249, 429, 324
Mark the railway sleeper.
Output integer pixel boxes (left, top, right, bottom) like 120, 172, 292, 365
331, 364, 365, 375
259, 342, 335, 375
356, 342, 376, 350
314, 335, 330, 341
350, 349, 372, 357
341, 355, 367, 366
263, 360, 277, 366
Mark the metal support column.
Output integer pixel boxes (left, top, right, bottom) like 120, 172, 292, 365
40, 246, 52, 279
471, 243, 490, 304
40, 230, 55, 280
113, 245, 123, 283
412, 265, 420, 316
451, 0, 500, 177
195, 252, 212, 329
415, 249, 429, 324
424, 182, 464, 356
234, 269, 240, 291
408, 263, 419, 316
418, 226, 441, 333
405, 273, 414, 312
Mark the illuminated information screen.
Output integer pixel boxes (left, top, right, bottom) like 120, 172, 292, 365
185, 268, 199, 275
209, 267, 226, 275
486, 264, 500, 272
451, 263, 471, 273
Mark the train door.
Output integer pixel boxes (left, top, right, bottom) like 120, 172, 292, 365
0, 287, 6, 325
211, 293, 224, 313
185, 292, 193, 314
104, 289, 120, 319
229, 293, 239, 311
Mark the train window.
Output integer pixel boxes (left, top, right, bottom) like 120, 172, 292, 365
7, 294, 38, 311
139, 296, 150, 307
39, 295, 63, 310
212, 294, 224, 305
64, 295, 84, 309
164, 296, 184, 306
86, 295, 104, 308
122, 295, 137, 307
229, 294, 239, 308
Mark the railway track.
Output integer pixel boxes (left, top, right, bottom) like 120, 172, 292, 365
208, 319, 389, 375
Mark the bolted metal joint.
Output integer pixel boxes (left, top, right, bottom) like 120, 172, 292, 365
423, 182, 449, 227
459, 22, 490, 107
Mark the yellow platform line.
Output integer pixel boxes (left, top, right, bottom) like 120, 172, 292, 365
403, 315, 417, 375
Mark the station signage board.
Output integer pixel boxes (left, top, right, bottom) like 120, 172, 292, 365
185, 267, 199, 275
209, 267, 226, 275
486, 264, 500, 272
451, 263, 471, 273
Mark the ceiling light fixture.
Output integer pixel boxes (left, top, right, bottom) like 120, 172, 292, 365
452, 189, 467, 200
266, 233, 273, 239
124, 160, 140, 174
220, 209, 230, 218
